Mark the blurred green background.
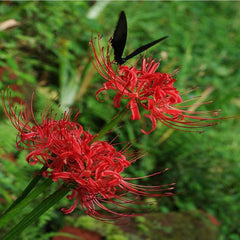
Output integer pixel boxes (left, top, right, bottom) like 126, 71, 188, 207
0, 1, 240, 240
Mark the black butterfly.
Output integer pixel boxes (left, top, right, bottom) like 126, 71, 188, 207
111, 11, 168, 65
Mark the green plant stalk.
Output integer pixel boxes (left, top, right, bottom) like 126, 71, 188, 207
92, 107, 129, 142
2, 187, 69, 240
4, 165, 48, 214
0, 178, 52, 228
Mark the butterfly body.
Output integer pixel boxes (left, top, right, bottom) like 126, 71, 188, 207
111, 11, 168, 65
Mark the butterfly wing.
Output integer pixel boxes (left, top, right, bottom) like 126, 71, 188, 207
125, 35, 168, 61
111, 11, 127, 65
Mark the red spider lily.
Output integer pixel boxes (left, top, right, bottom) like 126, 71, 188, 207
89, 35, 221, 134
2, 92, 174, 220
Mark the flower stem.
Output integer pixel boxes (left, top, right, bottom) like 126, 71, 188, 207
93, 107, 129, 142
4, 165, 48, 214
0, 178, 52, 228
2, 187, 69, 240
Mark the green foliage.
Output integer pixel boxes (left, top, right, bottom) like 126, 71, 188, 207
134, 212, 218, 240
66, 215, 129, 240
0, 1, 240, 240
107, 235, 129, 240
0, 120, 18, 153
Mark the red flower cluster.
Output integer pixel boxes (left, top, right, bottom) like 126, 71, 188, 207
2, 93, 174, 220
89, 36, 221, 134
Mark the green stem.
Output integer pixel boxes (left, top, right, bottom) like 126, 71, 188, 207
2, 187, 69, 240
4, 165, 47, 214
93, 107, 129, 142
0, 178, 52, 228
